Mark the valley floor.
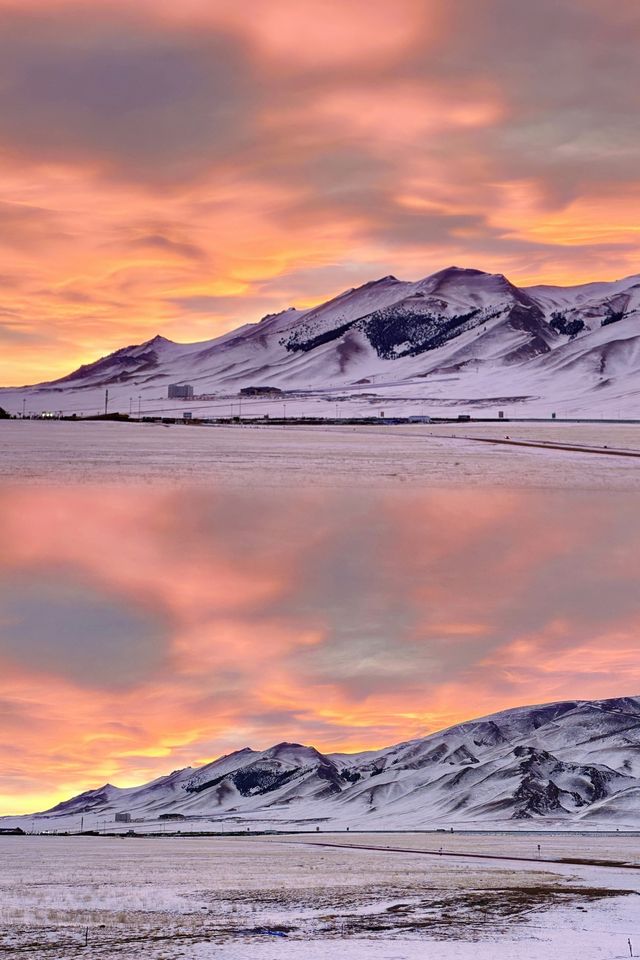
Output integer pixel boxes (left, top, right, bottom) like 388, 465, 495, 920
2, 834, 639, 959
2, 420, 640, 489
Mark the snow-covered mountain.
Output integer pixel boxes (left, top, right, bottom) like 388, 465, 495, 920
6, 696, 640, 832
3, 267, 640, 418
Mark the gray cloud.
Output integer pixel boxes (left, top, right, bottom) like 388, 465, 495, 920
0, 319, 50, 346
128, 234, 205, 261
0, 201, 66, 250
0, 0, 636, 278
0, 9, 261, 183
254, 1, 640, 255
409, 1, 640, 195
177, 489, 640, 703
0, 572, 171, 688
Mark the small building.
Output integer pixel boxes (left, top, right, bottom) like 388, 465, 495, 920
239, 385, 283, 397
115, 812, 132, 823
168, 384, 194, 399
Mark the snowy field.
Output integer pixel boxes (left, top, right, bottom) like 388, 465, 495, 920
2, 834, 640, 959
1, 420, 640, 489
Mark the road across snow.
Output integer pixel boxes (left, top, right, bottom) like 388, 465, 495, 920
428, 432, 640, 458
2, 420, 640, 489
284, 838, 640, 871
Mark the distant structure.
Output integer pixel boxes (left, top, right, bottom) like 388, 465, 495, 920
239, 385, 282, 397
114, 812, 131, 823
168, 383, 194, 399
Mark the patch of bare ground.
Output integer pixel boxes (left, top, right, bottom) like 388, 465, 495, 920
337, 885, 632, 938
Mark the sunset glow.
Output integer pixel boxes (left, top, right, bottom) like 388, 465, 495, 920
1, 486, 639, 815
0, 0, 639, 384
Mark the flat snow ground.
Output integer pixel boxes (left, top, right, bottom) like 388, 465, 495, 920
2, 833, 640, 959
2, 420, 640, 489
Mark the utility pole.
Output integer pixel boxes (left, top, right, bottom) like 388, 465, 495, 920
22, 398, 26, 419
138, 395, 141, 419
104, 389, 109, 416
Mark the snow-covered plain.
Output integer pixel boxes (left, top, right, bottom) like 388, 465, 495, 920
2, 834, 639, 959
2, 420, 640, 489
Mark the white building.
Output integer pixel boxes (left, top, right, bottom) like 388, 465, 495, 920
168, 384, 194, 399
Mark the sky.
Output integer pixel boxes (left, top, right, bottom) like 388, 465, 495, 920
0, 0, 639, 385
1, 485, 640, 815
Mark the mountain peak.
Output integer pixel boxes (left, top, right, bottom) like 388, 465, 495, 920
425, 265, 509, 285
437, 265, 487, 275
263, 741, 323, 761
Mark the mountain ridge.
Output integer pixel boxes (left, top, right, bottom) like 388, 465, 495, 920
5, 695, 640, 831
2, 266, 640, 417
